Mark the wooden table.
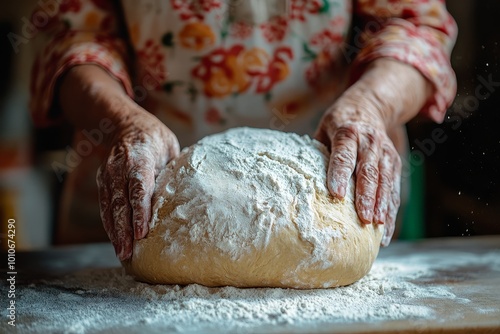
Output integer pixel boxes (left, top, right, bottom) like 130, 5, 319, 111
1, 236, 499, 333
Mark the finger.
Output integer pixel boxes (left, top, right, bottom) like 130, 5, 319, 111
355, 135, 379, 224
374, 147, 393, 224
111, 181, 133, 261
107, 147, 134, 261
327, 127, 358, 198
168, 135, 181, 159
129, 161, 156, 240
96, 166, 117, 252
382, 167, 401, 246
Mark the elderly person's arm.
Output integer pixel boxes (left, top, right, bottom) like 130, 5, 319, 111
316, 0, 457, 246
30, 1, 178, 260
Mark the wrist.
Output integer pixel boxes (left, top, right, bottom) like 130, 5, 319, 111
345, 58, 432, 128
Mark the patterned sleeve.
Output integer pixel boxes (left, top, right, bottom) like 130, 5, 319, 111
351, 0, 458, 123
29, 0, 134, 127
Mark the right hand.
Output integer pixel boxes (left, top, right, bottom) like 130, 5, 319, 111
96, 103, 179, 261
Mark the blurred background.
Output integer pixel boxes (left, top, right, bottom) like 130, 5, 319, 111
0, 1, 498, 250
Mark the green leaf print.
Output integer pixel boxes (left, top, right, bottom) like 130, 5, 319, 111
302, 43, 317, 61
319, 0, 331, 14
163, 80, 183, 93
221, 18, 230, 40
187, 84, 198, 102
264, 91, 272, 102
161, 32, 174, 47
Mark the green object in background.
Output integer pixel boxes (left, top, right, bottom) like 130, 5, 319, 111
400, 154, 425, 240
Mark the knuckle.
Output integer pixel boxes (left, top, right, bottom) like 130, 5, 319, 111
335, 126, 358, 142
364, 131, 377, 145
133, 212, 146, 225
111, 193, 127, 211
378, 172, 392, 189
358, 163, 379, 182
331, 149, 356, 166
130, 184, 147, 204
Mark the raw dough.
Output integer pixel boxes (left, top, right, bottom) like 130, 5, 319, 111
123, 127, 383, 288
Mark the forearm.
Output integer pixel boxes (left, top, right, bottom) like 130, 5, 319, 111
332, 58, 433, 128
58, 65, 137, 134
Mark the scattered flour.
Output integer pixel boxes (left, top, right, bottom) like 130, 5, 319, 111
8, 249, 500, 334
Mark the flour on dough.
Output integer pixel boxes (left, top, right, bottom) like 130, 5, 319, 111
123, 127, 383, 288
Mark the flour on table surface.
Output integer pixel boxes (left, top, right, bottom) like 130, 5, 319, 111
7, 249, 500, 334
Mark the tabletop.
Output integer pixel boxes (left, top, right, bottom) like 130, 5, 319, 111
1, 236, 499, 333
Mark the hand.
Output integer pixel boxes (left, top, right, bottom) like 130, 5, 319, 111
96, 104, 179, 260
315, 106, 401, 247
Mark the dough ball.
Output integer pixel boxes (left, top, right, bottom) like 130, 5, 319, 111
123, 127, 383, 288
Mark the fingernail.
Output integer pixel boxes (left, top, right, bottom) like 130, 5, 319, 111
382, 235, 391, 247
331, 180, 346, 198
117, 244, 125, 261
374, 208, 385, 224
134, 224, 142, 240
361, 209, 373, 223
337, 185, 346, 198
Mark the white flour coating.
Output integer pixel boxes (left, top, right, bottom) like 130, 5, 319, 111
12, 250, 500, 334
145, 127, 353, 270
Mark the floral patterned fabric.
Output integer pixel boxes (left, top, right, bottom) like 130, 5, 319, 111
31, 0, 457, 146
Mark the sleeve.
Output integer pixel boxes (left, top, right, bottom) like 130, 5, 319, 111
351, 0, 458, 123
29, 0, 134, 127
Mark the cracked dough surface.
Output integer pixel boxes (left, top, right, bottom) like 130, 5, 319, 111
123, 127, 383, 288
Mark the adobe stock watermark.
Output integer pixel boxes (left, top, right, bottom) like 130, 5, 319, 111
269, 105, 296, 131
401, 73, 500, 179
7, 0, 63, 54
340, 4, 403, 64
51, 118, 115, 182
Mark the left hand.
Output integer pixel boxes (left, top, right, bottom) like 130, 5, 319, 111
315, 104, 401, 246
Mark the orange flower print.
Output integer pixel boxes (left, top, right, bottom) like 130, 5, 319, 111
192, 45, 293, 98
192, 45, 250, 97
255, 47, 293, 93
179, 22, 216, 51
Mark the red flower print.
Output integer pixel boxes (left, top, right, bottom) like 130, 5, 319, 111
290, 0, 322, 21
170, 0, 221, 21
59, 0, 81, 13
401, 8, 419, 19
255, 47, 293, 93
230, 22, 253, 40
137, 39, 167, 90
260, 16, 288, 43
199, 0, 222, 11
305, 48, 336, 88
310, 30, 342, 48
90, 0, 114, 11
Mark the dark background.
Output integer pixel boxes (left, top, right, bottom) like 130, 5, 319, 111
0, 1, 498, 249
411, 1, 500, 237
